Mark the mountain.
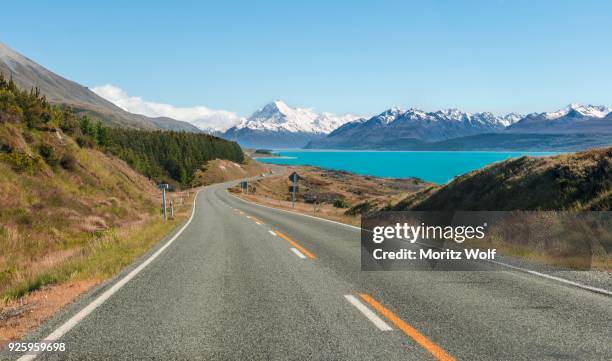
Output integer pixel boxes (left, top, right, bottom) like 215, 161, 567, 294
392, 147, 611, 210
306, 107, 522, 149
222, 100, 359, 148
0, 41, 200, 132
506, 103, 612, 134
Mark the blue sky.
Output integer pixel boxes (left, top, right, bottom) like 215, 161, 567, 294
3, 0, 612, 121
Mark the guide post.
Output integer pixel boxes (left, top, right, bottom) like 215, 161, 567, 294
288, 172, 300, 209
158, 183, 169, 221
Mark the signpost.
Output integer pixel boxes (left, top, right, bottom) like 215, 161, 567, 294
158, 183, 170, 220
288, 172, 300, 209
240, 181, 248, 194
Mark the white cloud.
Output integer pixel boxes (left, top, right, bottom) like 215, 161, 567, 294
92, 84, 243, 132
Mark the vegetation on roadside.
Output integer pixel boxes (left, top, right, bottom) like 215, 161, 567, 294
0, 75, 208, 302
230, 166, 430, 225
393, 147, 611, 211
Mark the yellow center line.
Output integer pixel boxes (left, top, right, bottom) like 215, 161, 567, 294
274, 230, 316, 260
358, 293, 455, 361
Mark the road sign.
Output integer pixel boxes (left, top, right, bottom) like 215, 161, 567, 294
288, 172, 300, 208
288, 172, 300, 182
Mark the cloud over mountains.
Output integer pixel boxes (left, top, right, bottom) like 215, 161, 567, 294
92, 84, 243, 131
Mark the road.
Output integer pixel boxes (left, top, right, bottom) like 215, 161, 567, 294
8, 180, 612, 360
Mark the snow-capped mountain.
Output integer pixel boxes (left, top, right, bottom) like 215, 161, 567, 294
507, 104, 612, 134
307, 107, 523, 149
222, 100, 359, 148
544, 104, 611, 120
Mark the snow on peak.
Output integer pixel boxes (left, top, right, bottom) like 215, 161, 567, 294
366, 106, 524, 129
236, 100, 360, 134
375, 107, 406, 123
545, 103, 611, 119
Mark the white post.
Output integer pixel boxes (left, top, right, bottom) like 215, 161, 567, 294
162, 187, 167, 221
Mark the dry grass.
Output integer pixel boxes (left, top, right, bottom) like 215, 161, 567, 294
191, 157, 270, 187
0, 120, 205, 343
399, 146, 612, 211
0, 124, 194, 302
0, 279, 98, 347
232, 165, 431, 226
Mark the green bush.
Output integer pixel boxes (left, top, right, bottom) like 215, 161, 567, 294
0, 151, 41, 173
333, 198, 350, 208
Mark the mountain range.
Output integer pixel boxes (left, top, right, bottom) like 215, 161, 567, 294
0, 42, 199, 132
305, 107, 524, 149
506, 103, 612, 134
305, 104, 612, 151
2, 41, 610, 151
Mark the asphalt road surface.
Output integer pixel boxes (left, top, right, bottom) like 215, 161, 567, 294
8, 181, 612, 360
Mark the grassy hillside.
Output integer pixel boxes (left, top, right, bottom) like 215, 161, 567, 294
394, 147, 611, 211
191, 158, 269, 187
0, 74, 244, 188
101, 127, 244, 188
0, 76, 248, 341
0, 74, 241, 303
0, 119, 189, 299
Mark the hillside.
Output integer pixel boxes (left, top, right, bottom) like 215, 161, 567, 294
393, 147, 611, 211
191, 158, 270, 187
0, 74, 245, 303
0, 41, 199, 132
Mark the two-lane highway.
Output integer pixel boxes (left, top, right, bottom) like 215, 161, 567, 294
10, 180, 612, 360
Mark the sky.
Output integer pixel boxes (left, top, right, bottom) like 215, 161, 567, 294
2, 0, 612, 129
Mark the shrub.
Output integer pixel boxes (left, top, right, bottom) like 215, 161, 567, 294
345, 202, 375, 216
333, 198, 350, 208
76, 136, 94, 148
38, 143, 61, 166
60, 153, 77, 171
0, 152, 41, 173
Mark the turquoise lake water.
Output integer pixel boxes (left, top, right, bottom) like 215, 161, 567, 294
256, 151, 558, 184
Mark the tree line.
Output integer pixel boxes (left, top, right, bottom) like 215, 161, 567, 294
0, 73, 244, 187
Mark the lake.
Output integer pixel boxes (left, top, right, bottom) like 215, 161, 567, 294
255, 151, 558, 184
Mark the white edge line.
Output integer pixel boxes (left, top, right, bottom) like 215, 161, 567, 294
290, 248, 307, 259
488, 260, 612, 296
344, 295, 392, 331
17, 191, 202, 361
268, 230, 277, 236
227, 189, 612, 297
227, 191, 360, 230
